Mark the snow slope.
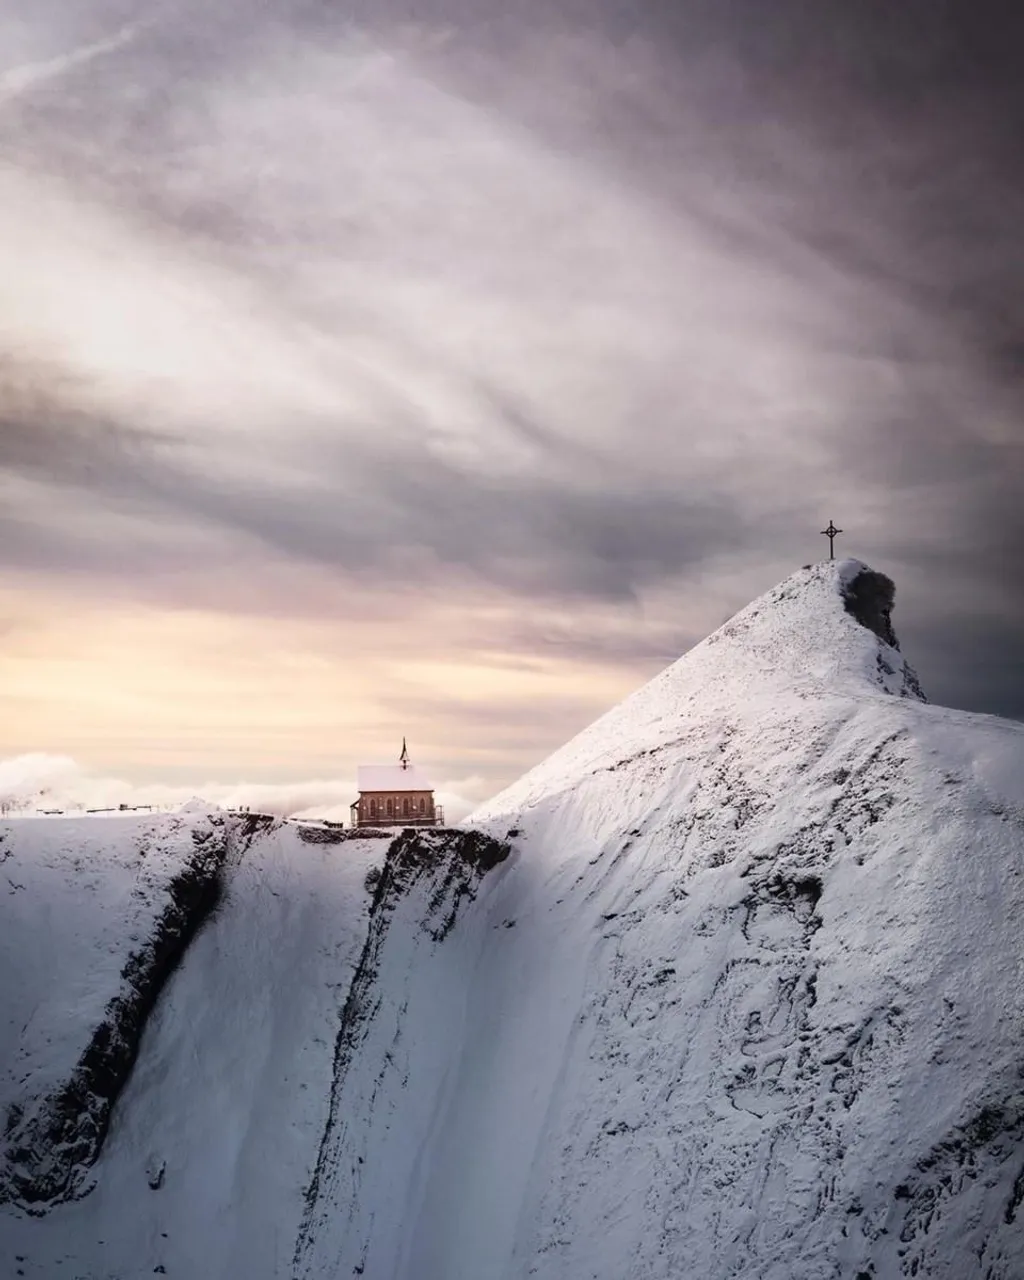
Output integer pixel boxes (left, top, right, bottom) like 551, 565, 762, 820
298, 560, 1024, 1280
0, 810, 228, 1207
3, 559, 1023, 1279
0, 821, 388, 1278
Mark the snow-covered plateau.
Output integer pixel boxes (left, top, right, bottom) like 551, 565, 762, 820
2, 559, 1023, 1279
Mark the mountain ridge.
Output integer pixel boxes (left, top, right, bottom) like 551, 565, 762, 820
2, 558, 1023, 1279
470, 558, 929, 829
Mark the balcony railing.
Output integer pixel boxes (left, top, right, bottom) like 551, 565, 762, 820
350, 804, 445, 829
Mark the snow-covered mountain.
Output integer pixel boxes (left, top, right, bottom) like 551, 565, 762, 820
0, 810, 231, 1209
2, 559, 1023, 1279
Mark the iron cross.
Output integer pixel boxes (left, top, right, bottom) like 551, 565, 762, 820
820, 520, 843, 560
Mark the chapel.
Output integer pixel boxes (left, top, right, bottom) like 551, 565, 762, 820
350, 739, 442, 829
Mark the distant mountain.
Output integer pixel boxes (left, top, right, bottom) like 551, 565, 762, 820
3, 560, 1022, 1280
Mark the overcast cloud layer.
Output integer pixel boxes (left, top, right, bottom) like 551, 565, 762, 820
1, 0, 1022, 798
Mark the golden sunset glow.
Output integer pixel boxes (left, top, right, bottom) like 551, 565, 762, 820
0, 574, 655, 807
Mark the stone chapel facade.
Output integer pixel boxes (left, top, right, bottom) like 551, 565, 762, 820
350, 740, 443, 829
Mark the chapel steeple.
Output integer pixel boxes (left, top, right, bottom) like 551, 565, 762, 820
350, 739, 442, 828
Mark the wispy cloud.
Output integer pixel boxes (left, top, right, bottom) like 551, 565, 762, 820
0, 0, 1021, 795
0, 22, 137, 103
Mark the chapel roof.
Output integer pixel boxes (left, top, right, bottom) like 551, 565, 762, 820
356, 763, 433, 793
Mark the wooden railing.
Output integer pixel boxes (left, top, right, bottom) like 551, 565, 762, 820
351, 804, 445, 829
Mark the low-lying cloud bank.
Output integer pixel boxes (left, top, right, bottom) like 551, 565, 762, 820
0, 754, 488, 825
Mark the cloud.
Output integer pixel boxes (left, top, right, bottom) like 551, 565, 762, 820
0, 753, 487, 824
0, 30, 973, 590
0, 0, 1020, 797
0, 21, 137, 103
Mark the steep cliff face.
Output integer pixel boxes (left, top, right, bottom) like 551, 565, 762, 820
0, 821, 508, 1278
296, 827, 511, 1273
0, 813, 230, 1210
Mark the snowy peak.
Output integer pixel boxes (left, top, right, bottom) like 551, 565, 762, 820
683, 557, 925, 704
472, 559, 924, 824
448, 561, 1024, 1280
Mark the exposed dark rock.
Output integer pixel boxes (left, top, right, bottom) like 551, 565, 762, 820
0, 821, 230, 1210
840, 567, 927, 700
766, 872, 823, 913
296, 824, 398, 844
296, 824, 348, 844
1007, 1162, 1024, 1224
234, 813, 276, 840
841, 567, 900, 649
864, 1095, 1024, 1276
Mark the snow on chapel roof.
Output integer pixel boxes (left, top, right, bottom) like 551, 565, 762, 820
356, 741, 432, 793
356, 763, 433, 793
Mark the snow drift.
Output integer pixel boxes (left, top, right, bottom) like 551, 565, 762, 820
2, 558, 1023, 1280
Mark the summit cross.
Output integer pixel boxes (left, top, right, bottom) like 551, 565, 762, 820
820, 520, 843, 560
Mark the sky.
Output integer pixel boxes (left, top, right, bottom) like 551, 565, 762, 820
1, 0, 1022, 815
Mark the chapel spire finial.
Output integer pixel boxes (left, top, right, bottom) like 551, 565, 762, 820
400, 736, 409, 769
